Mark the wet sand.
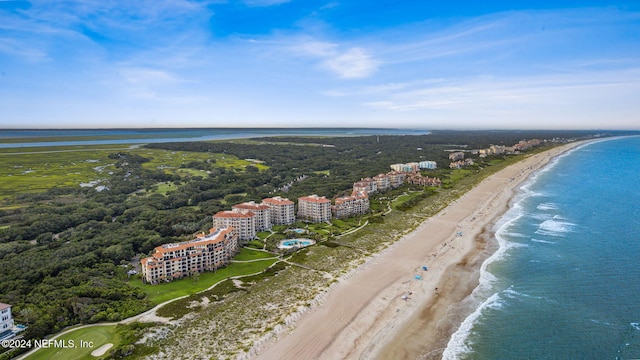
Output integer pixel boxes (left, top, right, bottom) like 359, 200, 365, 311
255, 142, 584, 360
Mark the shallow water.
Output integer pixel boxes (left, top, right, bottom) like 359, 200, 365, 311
443, 137, 640, 360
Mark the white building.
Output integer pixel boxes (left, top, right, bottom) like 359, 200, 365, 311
334, 192, 370, 218
140, 227, 238, 284
0, 303, 14, 339
213, 211, 256, 243
373, 173, 391, 191
419, 161, 437, 169
262, 196, 296, 225
232, 201, 272, 231
353, 178, 377, 194
388, 171, 406, 188
298, 194, 332, 223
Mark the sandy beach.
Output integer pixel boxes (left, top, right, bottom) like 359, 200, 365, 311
255, 142, 584, 360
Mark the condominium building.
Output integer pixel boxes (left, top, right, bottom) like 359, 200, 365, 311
419, 161, 437, 169
353, 178, 377, 194
298, 194, 332, 223
213, 211, 256, 243
262, 196, 296, 225
390, 163, 420, 172
140, 227, 238, 284
0, 303, 13, 339
388, 171, 406, 188
373, 173, 391, 191
406, 174, 442, 187
333, 192, 370, 218
232, 201, 272, 231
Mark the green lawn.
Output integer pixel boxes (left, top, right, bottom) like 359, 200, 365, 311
391, 192, 422, 209
232, 248, 277, 261
129, 258, 279, 304
26, 325, 119, 360
152, 182, 178, 195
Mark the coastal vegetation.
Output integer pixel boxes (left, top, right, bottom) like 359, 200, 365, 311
0, 130, 612, 359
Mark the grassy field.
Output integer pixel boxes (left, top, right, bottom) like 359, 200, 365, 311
129, 256, 279, 304
0, 145, 268, 199
0, 145, 127, 198
232, 248, 277, 261
26, 325, 119, 360
391, 191, 423, 209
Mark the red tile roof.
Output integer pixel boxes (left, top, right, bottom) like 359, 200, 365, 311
213, 210, 254, 218
298, 195, 330, 203
233, 203, 270, 210
262, 197, 294, 205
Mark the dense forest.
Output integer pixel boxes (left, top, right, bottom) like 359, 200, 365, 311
0, 130, 617, 343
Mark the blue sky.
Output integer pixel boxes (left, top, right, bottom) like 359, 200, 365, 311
1, 1, 639, 129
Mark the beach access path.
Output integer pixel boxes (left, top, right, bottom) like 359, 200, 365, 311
254, 142, 584, 360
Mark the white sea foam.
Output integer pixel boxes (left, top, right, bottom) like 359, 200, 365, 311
530, 212, 553, 221
502, 287, 545, 301
503, 231, 528, 238
442, 192, 527, 359
441, 147, 588, 359
442, 293, 503, 360
537, 202, 559, 211
531, 238, 556, 244
535, 219, 575, 237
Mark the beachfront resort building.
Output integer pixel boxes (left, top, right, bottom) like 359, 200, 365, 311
232, 201, 272, 231
140, 227, 238, 284
353, 178, 378, 194
0, 303, 14, 340
373, 174, 391, 191
333, 192, 370, 218
213, 211, 256, 243
449, 158, 475, 169
406, 173, 442, 187
298, 194, 332, 223
262, 196, 296, 225
419, 161, 437, 169
388, 171, 406, 188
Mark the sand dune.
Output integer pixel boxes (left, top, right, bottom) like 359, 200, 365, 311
255, 142, 583, 360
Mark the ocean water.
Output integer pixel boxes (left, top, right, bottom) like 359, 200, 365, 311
443, 136, 640, 360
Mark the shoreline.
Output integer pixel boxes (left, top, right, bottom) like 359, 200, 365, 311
254, 141, 586, 360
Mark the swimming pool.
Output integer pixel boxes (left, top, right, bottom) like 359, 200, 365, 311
278, 239, 315, 249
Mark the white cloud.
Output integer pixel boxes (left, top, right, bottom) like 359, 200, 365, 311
323, 47, 379, 78
359, 69, 640, 127
113, 67, 199, 103
0, 38, 49, 62
289, 39, 379, 78
243, 0, 292, 7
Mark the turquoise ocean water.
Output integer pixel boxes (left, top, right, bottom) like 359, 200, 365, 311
443, 136, 640, 360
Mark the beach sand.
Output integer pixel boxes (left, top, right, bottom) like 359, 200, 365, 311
254, 142, 583, 360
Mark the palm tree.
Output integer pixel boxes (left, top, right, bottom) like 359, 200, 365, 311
19, 307, 35, 327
